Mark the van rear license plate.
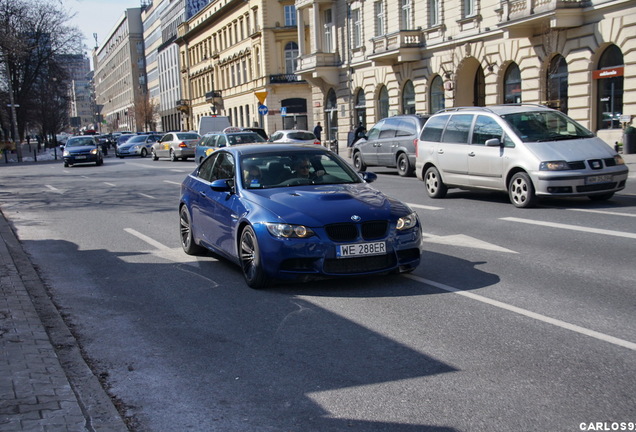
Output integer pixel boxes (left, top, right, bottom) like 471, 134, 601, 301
586, 175, 612, 184
337, 241, 386, 258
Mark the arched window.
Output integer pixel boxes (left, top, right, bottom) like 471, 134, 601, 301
474, 66, 485, 106
355, 89, 367, 127
284, 42, 298, 74
326, 88, 338, 141
596, 45, 624, 130
378, 86, 389, 119
430, 75, 445, 113
504, 63, 521, 104
547, 55, 568, 113
402, 80, 415, 114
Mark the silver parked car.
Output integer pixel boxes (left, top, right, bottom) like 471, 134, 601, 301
151, 132, 200, 161
268, 130, 320, 145
415, 104, 629, 208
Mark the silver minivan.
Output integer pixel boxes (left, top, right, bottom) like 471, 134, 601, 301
415, 105, 629, 208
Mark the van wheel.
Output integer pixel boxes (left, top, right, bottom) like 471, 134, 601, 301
352, 151, 366, 171
508, 172, 537, 208
424, 166, 447, 198
397, 153, 413, 177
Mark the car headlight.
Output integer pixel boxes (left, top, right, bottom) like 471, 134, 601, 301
265, 223, 315, 238
615, 154, 625, 165
63, 150, 69, 157
539, 161, 570, 171
90, 148, 98, 155
396, 212, 418, 230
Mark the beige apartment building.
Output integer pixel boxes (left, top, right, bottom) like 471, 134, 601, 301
93, 8, 147, 132
294, 0, 634, 151
175, 0, 314, 134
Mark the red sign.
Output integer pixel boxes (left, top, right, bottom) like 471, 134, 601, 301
593, 67, 624, 79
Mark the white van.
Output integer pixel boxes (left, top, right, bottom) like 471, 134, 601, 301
197, 116, 231, 136
415, 105, 629, 208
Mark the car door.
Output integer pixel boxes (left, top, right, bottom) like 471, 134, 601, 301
384, 117, 417, 167
159, 133, 173, 157
358, 120, 384, 165
436, 114, 473, 185
375, 118, 400, 166
468, 115, 507, 189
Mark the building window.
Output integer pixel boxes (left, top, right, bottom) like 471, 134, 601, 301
429, 0, 439, 26
402, 80, 415, 114
351, 8, 362, 48
355, 89, 367, 127
401, 0, 413, 30
375, 1, 385, 37
326, 88, 338, 141
474, 66, 485, 107
596, 44, 623, 130
547, 55, 568, 114
284, 41, 299, 74
378, 85, 389, 119
324, 9, 333, 53
464, 0, 475, 17
284, 5, 296, 26
430, 75, 445, 113
504, 63, 521, 104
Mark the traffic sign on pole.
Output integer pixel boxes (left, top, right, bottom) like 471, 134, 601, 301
258, 105, 269, 116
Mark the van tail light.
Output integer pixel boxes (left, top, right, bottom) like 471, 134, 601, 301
179, 142, 187, 148
414, 138, 418, 157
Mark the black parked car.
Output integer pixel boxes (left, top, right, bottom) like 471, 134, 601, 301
352, 114, 429, 177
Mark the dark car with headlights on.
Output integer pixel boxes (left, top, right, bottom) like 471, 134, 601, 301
179, 144, 422, 288
63, 136, 103, 167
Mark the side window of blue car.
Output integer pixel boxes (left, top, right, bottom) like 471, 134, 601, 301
198, 153, 217, 182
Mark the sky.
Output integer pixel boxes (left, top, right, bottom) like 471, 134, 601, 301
62, 0, 143, 58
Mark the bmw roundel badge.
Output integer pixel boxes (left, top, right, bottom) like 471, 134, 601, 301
351, 215, 361, 222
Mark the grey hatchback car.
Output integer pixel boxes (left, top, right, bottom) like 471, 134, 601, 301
352, 114, 429, 177
415, 105, 629, 208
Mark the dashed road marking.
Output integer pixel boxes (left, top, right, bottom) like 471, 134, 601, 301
501, 217, 636, 239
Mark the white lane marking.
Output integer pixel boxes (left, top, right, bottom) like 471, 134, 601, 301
164, 180, 181, 185
124, 228, 168, 250
423, 233, 517, 253
405, 274, 636, 351
45, 185, 64, 194
501, 217, 636, 239
567, 208, 636, 218
171, 169, 188, 173
137, 193, 155, 199
407, 203, 444, 211
104, 182, 116, 187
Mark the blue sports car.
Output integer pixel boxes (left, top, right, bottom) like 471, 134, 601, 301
179, 144, 422, 288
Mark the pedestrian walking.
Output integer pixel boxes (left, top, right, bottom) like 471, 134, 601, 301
313, 122, 323, 142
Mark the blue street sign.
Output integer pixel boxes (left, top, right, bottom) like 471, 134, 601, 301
258, 105, 268, 116
280, 107, 287, 117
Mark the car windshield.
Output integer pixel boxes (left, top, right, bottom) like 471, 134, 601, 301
227, 133, 264, 145
240, 151, 362, 189
128, 136, 147, 143
501, 110, 595, 143
66, 138, 95, 147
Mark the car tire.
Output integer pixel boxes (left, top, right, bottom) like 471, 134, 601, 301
179, 205, 205, 255
63, 162, 69, 167
239, 225, 269, 289
397, 153, 413, 177
424, 166, 447, 198
152, 149, 159, 161
96, 158, 103, 166
508, 172, 537, 208
170, 150, 178, 162
141, 148, 147, 157
352, 151, 366, 172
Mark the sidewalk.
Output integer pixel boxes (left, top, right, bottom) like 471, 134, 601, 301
0, 211, 128, 431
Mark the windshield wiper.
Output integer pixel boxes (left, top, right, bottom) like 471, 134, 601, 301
536, 134, 581, 142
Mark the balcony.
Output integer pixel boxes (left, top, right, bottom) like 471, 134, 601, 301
205, 91, 222, 102
368, 29, 424, 65
295, 52, 340, 86
497, 0, 584, 37
269, 74, 306, 84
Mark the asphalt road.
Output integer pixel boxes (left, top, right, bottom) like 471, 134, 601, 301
1, 154, 635, 432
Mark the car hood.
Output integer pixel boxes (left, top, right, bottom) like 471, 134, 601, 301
244, 183, 411, 226
120, 141, 142, 149
525, 137, 616, 162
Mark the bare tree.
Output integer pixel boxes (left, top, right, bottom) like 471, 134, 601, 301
134, 93, 160, 132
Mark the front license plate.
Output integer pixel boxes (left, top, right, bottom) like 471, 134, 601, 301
586, 175, 612, 184
337, 241, 386, 258
75, 155, 87, 159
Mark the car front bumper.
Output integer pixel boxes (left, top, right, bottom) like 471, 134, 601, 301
533, 167, 629, 196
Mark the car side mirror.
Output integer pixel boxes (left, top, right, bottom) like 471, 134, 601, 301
360, 172, 377, 183
210, 179, 235, 193
485, 138, 502, 147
